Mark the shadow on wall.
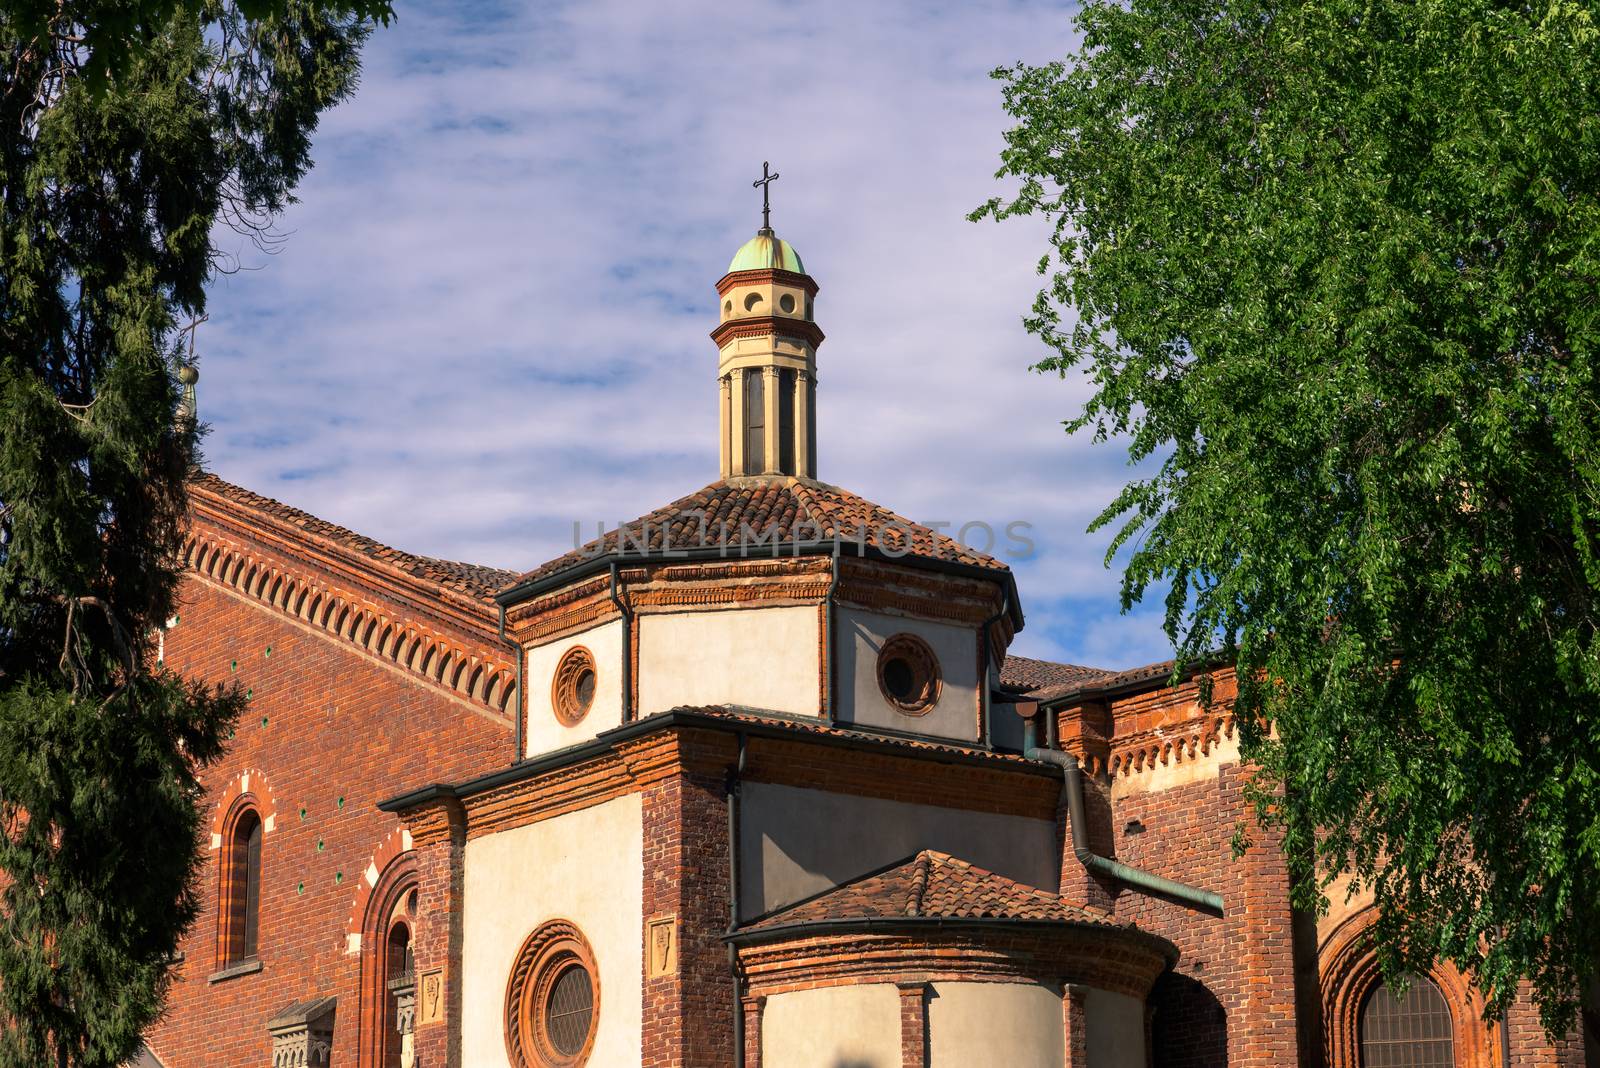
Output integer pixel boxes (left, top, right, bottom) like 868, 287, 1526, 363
1150, 972, 1228, 1068
832, 1062, 877, 1068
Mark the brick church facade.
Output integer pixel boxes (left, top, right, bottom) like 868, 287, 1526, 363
142, 225, 1596, 1067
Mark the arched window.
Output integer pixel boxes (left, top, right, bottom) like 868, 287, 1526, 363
220, 806, 263, 966
360, 864, 419, 1068
1359, 975, 1455, 1067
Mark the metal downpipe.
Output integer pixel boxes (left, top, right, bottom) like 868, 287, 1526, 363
977, 593, 1009, 750
608, 562, 633, 722
1025, 746, 1225, 916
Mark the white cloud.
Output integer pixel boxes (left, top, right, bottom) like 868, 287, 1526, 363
197, 0, 1174, 669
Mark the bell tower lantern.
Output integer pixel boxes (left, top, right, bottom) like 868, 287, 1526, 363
713, 164, 821, 480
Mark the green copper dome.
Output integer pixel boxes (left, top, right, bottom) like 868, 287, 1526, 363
727, 231, 805, 275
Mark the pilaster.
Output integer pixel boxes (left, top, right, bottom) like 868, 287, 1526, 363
897, 980, 929, 1068
406, 798, 465, 1068
794, 371, 812, 479
719, 374, 732, 479
730, 369, 747, 475
761, 366, 780, 475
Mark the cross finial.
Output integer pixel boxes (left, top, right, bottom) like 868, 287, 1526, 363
752, 161, 780, 232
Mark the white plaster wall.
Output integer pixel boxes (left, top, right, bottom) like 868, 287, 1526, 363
1086, 987, 1148, 1068
836, 608, 979, 742
461, 796, 642, 1068
522, 619, 625, 759
637, 605, 819, 717
740, 783, 1057, 919
928, 982, 1064, 1068
762, 984, 901, 1068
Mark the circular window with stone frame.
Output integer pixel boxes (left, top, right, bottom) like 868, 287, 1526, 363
876, 633, 942, 716
505, 920, 600, 1068
551, 646, 597, 727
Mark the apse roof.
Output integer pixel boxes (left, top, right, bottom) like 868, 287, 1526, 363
740, 849, 1116, 932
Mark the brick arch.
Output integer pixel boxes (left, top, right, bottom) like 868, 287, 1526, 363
208, 768, 279, 851
1320, 905, 1503, 1067
354, 843, 420, 1068
344, 827, 415, 954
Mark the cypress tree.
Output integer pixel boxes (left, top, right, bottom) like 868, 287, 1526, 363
0, 3, 389, 1063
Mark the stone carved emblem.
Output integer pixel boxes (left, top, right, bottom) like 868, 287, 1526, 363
417, 969, 445, 1027
647, 916, 677, 978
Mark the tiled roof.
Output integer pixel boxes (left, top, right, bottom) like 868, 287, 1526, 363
743, 850, 1115, 931
509, 477, 1008, 587
998, 654, 1112, 699
655, 706, 1049, 769
995, 654, 1224, 705
190, 474, 519, 602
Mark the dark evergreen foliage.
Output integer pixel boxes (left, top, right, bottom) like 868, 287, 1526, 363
0, 2, 387, 1063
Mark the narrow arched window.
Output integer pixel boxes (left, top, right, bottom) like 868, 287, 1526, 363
1359, 974, 1454, 1067
222, 807, 263, 965
360, 865, 421, 1068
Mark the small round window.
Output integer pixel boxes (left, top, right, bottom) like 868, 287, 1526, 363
506, 920, 600, 1068
779, 293, 796, 315
552, 646, 597, 727
876, 633, 941, 715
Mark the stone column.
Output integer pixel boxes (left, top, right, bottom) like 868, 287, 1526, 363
729, 370, 747, 476
897, 981, 929, 1068
718, 374, 732, 479
390, 978, 417, 1068
794, 371, 812, 479
761, 366, 780, 475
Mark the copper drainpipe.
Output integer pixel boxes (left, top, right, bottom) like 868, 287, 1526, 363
1021, 707, 1224, 916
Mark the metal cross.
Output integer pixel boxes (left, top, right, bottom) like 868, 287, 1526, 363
752, 161, 780, 231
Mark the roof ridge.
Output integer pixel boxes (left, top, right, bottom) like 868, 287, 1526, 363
188, 472, 519, 603
906, 851, 933, 916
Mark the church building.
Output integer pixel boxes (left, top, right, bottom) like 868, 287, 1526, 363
143, 216, 1595, 1067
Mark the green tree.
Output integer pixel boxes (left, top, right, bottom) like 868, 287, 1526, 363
0, 2, 388, 1064
975, 0, 1600, 1038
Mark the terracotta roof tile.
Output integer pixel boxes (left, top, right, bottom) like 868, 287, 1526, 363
189, 473, 518, 602
648, 705, 1046, 768
510, 477, 1008, 586
998, 654, 1112, 700
743, 850, 1115, 930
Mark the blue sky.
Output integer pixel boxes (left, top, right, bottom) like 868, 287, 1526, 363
197, 0, 1174, 671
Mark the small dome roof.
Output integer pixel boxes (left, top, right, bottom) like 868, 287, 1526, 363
727, 231, 805, 275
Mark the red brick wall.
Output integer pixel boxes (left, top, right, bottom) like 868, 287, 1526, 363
144, 574, 513, 1068
640, 748, 735, 1068
1102, 761, 1303, 1068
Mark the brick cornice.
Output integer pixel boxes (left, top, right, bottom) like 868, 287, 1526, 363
183, 519, 518, 718
396, 718, 1050, 841
710, 315, 826, 350
734, 924, 1171, 1000
715, 268, 819, 296
406, 796, 464, 849
189, 487, 499, 637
